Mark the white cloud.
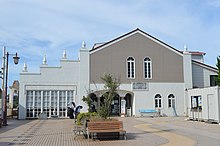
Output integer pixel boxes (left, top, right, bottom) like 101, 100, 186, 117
0, 0, 220, 85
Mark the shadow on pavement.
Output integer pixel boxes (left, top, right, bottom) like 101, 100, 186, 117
0, 118, 33, 133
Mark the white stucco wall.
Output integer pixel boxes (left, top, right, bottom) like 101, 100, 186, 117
183, 52, 193, 89
90, 82, 185, 117
19, 60, 80, 119
78, 48, 90, 112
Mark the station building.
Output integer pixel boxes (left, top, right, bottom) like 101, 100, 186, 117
18, 29, 218, 119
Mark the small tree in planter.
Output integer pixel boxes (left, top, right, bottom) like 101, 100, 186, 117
97, 73, 120, 119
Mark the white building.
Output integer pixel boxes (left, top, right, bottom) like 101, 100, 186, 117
19, 29, 218, 119
19, 44, 89, 119
187, 86, 220, 123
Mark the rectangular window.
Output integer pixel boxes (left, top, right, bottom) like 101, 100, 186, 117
155, 100, 158, 108
43, 91, 50, 117
191, 96, 202, 109
210, 75, 218, 86
158, 100, 161, 107
155, 98, 162, 108
144, 57, 152, 79
148, 63, 151, 78
168, 99, 175, 108
59, 91, 67, 117
127, 57, 135, 79
168, 100, 171, 108
127, 62, 130, 77
26, 91, 34, 118
26, 90, 74, 118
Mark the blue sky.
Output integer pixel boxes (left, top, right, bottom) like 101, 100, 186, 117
0, 0, 220, 86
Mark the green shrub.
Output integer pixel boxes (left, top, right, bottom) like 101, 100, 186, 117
76, 112, 98, 125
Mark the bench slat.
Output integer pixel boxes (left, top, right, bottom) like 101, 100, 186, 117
87, 121, 126, 140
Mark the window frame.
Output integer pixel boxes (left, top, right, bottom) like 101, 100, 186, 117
210, 75, 218, 86
143, 57, 152, 79
154, 94, 162, 108
168, 94, 175, 108
126, 56, 135, 79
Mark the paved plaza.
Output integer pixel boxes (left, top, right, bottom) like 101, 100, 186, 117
0, 117, 220, 146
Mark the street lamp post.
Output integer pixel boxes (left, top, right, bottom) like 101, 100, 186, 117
1, 46, 20, 126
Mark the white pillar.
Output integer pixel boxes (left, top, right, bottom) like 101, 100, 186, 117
33, 91, 35, 118
65, 91, 68, 117
79, 41, 90, 110
41, 91, 43, 113
183, 48, 193, 116
49, 91, 51, 118
57, 91, 60, 117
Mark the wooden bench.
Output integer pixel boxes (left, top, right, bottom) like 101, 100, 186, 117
87, 121, 126, 140
139, 109, 159, 117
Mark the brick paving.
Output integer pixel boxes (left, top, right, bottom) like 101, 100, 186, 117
0, 117, 220, 146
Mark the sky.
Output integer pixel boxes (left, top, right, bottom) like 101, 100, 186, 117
0, 0, 220, 86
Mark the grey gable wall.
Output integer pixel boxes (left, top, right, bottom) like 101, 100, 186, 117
90, 32, 184, 83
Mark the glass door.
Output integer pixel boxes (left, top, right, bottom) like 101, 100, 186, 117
43, 91, 50, 117
34, 91, 41, 118
51, 91, 58, 116
59, 91, 66, 117
26, 91, 33, 118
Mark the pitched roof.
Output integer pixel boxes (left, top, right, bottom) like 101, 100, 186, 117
89, 28, 217, 73
192, 60, 218, 73
90, 28, 182, 55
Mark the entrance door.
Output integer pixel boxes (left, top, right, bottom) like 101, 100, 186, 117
43, 91, 50, 117
34, 91, 41, 118
111, 95, 120, 116
125, 93, 132, 116
51, 91, 58, 116
207, 94, 215, 120
59, 91, 67, 117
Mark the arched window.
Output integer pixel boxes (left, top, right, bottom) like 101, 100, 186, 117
144, 57, 152, 79
127, 57, 135, 79
168, 94, 175, 108
155, 94, 162, 108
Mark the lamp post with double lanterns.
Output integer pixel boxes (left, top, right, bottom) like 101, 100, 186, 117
1, 46, 20, 126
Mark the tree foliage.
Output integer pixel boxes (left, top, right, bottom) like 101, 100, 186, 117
97, 73, 120, 119
82, 95, 93, 112
216, 56, 220, 86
